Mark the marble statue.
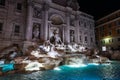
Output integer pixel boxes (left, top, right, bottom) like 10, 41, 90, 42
33, 25, 40, 40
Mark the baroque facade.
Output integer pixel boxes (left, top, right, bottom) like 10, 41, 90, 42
0, 0, 95, 50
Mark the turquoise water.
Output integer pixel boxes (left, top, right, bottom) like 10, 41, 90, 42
0, 61, 120, 80
0, 63, 14, 72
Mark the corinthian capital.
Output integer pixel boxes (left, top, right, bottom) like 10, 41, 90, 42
42, 2, 49, 11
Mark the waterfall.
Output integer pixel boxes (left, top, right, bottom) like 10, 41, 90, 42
64, 54, 88, 66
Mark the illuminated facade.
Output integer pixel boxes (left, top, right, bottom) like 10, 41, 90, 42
96, 9, 120, 50
0, 0, 95, 50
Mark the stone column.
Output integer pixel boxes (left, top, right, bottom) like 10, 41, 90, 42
47, 21, 52, 40
91, 22, 96, 48
64, 7, 72, 44
25, 0, 33, 41
43, 3, 49, 41
75, 11, 80, 43
62, 24, 66, 43
23, 0, 34, 51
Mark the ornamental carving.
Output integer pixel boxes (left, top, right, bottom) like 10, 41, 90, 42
42, 3, 49, 11
33, 7, 42, 19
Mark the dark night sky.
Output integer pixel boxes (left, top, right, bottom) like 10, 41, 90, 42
77, 0, 120, 20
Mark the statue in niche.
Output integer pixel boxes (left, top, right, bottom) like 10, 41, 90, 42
70, 30, 75, 42
50, 29, 62, 45
32, 24, 40, 40
55, 33, 62, 45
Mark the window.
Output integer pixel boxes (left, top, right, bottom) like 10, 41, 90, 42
100, 27, 103, 31
14, 25, 20, 36
91, 37, 93, 43
109, 31, 111, 35
0, 22, 3, 32
116, 21, 120, 26
79, 36, 82, 42
0, 0, 5, 6
90, 24, 91, 29
84, 22, 87, 28
70, 20, 74, 26
108, 39, 113, 43
17, 3, 22, 10
79, 21, 81, 26
102, 33, 104, 37
108, 24, 112, 28
14, 25, 20, 33
109, 40, 111, 43
118, 45, 120, 49
102, 40, 105, 44
111, 39, 113, 43
0, 22, 3, 31
117, 29, 120, 34
102, 26, 104, 30
118, 38, 120, 41
90, 23, 93, 29
85, 36, 87, 43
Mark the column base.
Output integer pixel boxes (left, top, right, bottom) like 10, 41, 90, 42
23, 41, 36, 52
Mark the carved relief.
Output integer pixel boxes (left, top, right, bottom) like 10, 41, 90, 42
66, 0, 79, 10
42, 3, 49, 11
33, 7, 42, 19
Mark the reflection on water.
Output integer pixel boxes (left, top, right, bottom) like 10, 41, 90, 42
0, 61, 120, 80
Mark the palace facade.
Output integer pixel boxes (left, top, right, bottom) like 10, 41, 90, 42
96, 9, 120, 50
0, 0, 95, 50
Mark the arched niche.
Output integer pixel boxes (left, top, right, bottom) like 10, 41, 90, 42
49, 14, 64, 25
48, 14, 65, 42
